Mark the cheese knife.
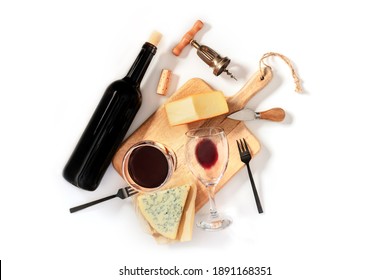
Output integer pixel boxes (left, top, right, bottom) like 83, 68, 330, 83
227, 107, 285, 122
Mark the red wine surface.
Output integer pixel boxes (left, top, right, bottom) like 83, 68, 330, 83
195, 139, 218, 169
128, 146, 169, 188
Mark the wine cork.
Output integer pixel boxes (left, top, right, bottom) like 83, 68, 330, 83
148, 31, 162, 47
156, 69, 172, 96
172, 20, 204, 56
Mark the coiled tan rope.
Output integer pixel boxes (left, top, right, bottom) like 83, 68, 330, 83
259, 52, 303, 93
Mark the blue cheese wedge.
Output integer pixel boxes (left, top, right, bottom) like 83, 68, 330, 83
137, 185, 190, 240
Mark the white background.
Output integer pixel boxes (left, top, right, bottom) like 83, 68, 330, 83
1, 0, 389, 279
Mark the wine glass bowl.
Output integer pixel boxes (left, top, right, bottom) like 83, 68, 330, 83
185, 127, 232, 231
121, 141, 177, 193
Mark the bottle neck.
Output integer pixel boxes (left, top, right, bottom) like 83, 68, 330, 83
125, 42, 157, 84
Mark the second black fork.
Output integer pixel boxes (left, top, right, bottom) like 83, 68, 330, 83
237, 138, 263, 214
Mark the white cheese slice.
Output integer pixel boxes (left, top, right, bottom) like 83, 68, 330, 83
137, 185, 190, 240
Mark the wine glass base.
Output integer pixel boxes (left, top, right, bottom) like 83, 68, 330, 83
196, 213, 232, 231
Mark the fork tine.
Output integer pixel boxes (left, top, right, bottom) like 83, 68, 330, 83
243, 138, 249, 153
239, 139, 245, 152
130, 189, 137, 196
236, 140, 242, 153
126, 187, 137, 196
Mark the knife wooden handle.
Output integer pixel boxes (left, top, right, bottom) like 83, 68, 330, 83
258, 108, 285, 122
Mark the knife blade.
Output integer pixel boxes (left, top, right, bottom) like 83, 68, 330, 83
227, 108, 285, 122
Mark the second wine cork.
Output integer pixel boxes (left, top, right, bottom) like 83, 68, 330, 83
156, 69, 172, 96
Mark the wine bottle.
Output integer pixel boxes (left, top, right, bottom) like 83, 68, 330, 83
63, 32, 162, 191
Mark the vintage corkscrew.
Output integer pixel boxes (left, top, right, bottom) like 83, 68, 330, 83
189, 40, 236, 80
172, 20, 237, 80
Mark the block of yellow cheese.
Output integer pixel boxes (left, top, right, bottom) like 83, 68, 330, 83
165, 91, 229, 126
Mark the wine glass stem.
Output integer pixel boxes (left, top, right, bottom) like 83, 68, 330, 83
206, 184, 219, 218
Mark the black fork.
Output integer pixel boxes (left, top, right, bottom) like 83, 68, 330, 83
237, 139, 263, 214
69, 187, 137, 213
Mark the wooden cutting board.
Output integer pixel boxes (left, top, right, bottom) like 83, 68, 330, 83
112, 68, 273, 212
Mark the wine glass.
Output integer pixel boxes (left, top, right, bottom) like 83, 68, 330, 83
185, 127, 232, 231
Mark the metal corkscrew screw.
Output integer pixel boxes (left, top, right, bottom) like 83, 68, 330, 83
190, 40, 237, 80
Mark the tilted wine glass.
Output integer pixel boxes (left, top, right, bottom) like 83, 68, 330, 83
185, 127, 232, 231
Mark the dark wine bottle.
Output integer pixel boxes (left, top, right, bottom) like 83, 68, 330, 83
63, 32, 162, 191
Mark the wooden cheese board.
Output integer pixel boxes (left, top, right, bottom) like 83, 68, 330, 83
112, 68, 273, 212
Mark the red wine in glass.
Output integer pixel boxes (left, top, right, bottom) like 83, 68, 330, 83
128, 145, 169, 189
195, 139, 218, 169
